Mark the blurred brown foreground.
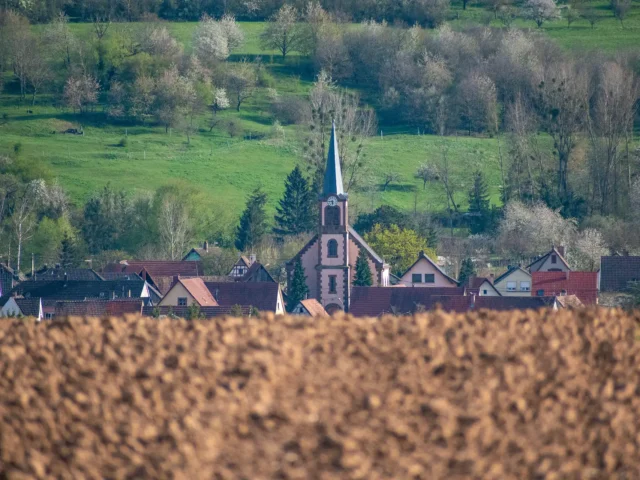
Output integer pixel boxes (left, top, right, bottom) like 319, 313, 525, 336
1, 310, 639, 479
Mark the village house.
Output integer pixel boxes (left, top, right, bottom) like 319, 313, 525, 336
398, 251, 459, 288
182, 241, 222, 262
0, 297, 43, 321
527, 246, 571, 273
493, 266, 532, 297
287, 122, 390, 314
464, 276, 501, 296
159, 277, 218, 308
103, 260, 204, 295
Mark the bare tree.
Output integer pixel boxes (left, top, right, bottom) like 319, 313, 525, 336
305, 71, 376, 192
43, 13, 77, 70
158, 195, 191, 260
538, 62, 588, 202
381, 172, 402, 191
25, 48, 52, 106
580, 7, 602, 28
12, 180, 45, 272
456, 71, 498, 135
611, 0, 631, 26
585, 62, 639, 215
260, 4, 304, 59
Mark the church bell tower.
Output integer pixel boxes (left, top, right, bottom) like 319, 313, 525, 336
316, 121, 350, 313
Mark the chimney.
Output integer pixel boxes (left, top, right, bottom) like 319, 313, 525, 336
63, 272, 68, 284
203, 240, 209, 252
249, 254, 256, 265
557, 245, 566, 257
172, 275, 180, 287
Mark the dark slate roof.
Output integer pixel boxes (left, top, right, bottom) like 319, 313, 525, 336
600, 256, 640, 292
204, 282, 281, 312
465, 277, 501, 296
55, 299, 145, 317
350, 287, 557, 316
28, 267, 103, 282
350, 287, 467, 317
142, 305, 252, 319
104, 261, 204, 277
322, 121, 344, 196
473, 296, 557, 311
100, 272, 143, 281
15, 298, 42, 317
241, 262, 276, 283
4, 280, 146, 302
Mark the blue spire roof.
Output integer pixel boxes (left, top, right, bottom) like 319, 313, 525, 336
322, 121, 345, 196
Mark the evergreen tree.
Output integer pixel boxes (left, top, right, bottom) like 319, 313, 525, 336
274, 166, 316, 236
467, 171, 492, 234
59, 233, 79, 268
287, 258, 309, 312
425, 224, 439, 250
458, 257, 476, 286
235, 187, 268, 252
353, 249, 373, 286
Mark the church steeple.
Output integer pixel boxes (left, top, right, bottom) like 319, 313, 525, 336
322, 121, 345, 197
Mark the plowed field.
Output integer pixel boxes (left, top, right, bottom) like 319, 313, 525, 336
1, 310, 639, 479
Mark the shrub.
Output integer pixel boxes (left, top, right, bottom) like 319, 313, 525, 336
117, 137, 128, 148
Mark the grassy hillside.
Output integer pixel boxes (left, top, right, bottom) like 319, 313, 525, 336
2, 3, 639, 217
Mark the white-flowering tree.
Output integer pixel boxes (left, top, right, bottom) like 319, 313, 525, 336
498, 201, 576, 258
523, 0, 560, 27
63, 74, 100, 114
571, 228, 608, 271
193, 15, 244, 67
260, 4, 304, 59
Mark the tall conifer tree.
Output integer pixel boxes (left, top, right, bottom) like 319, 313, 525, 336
353, 249, 373, 286
468, 171, 492, 234
288, 258, 309, 312
235, 187, 268, 252
458, 257, 476, 286
59, 233, 79, 268
274, 166, 316, 236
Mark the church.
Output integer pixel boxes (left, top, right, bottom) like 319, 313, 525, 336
287, 122, 390, 314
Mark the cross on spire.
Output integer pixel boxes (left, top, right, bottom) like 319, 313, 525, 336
322, 120, 345, 196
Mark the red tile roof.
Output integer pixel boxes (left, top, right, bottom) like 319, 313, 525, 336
532, 271, 598, 305
178, 278, 218, 307
106, 299, 144, 316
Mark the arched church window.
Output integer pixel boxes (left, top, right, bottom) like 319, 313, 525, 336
325, 205, 340, 226
328, 239, 338, 258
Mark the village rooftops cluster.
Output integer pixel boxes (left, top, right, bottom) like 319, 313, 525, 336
1, 124, 638, 321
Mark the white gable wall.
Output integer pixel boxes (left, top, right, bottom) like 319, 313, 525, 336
400, 257, 456, 287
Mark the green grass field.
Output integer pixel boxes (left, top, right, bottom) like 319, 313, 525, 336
3, 1, 639, 217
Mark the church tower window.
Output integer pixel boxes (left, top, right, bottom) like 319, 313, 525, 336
325, 206, 340, 226
328, 239, 338, 258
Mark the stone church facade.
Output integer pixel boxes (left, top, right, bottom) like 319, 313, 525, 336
287, 123, 389, 314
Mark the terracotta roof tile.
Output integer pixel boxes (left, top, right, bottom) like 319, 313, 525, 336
532, 271, 598, 305
299, 299, 328, 317
179, 278, 218, 307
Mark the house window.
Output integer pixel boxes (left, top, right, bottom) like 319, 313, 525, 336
412, 274, 422, 283
520, 281, 531, 292
560, 289, 567, 296
328, 239, 338, 258
537, 289, 545, 297
425, 274, 435, 284
551, 255, 557, 264
483, 289, 488, 295
178, 297, 187, 306
507, 281, 517, 292
45, 313, 53, 320
328, 275, 337, 294
325, 206, 340, 226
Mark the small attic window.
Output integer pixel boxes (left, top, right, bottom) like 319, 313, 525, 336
551, 255, 557, 264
